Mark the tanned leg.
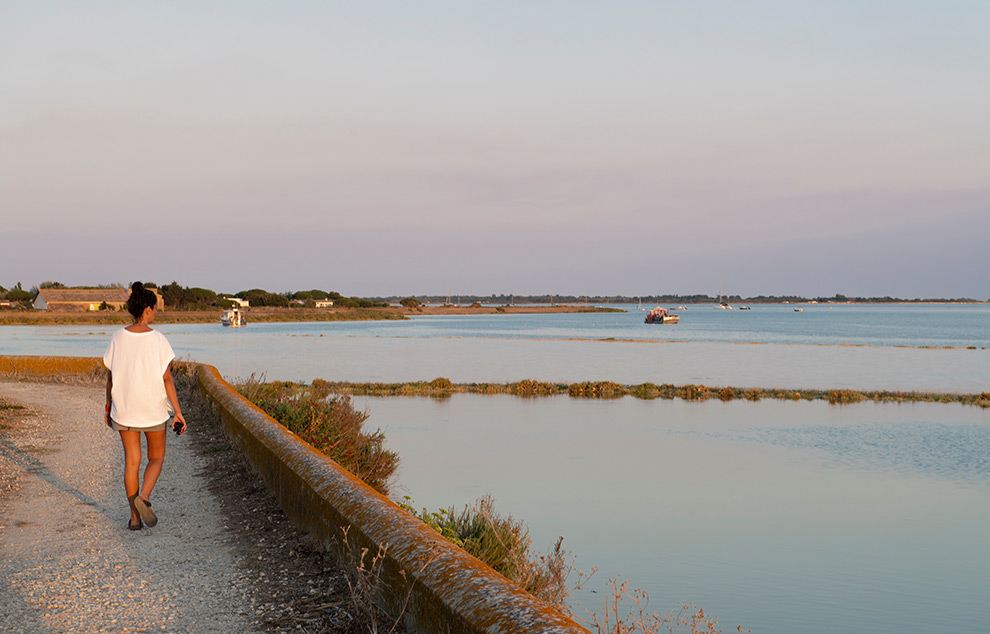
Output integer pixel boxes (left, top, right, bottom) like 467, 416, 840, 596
140, 430, 167, 502
119, 430, 143, 525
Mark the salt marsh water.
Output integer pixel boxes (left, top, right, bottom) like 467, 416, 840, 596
2, 304, 989, 632
1, 304, 988, 391
360, 395, 990, 634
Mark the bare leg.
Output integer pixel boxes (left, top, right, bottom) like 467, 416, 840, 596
119, 430, 142, 525
140, 430, 167, 502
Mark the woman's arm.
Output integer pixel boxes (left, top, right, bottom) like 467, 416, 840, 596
163, 365, 187, 433
105, 370, 113, 427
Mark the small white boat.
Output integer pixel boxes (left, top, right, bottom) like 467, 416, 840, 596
794, 307, 804, 312
221, 308, 247, 327
739, 305, 751, 310
716, 282, 732, 309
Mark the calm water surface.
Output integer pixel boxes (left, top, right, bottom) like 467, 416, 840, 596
359, 395, 990, 634
1, 305, 988, 391
2, 305, 989, 632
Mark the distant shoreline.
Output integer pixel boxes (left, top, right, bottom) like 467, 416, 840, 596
0, 301, 985, 326
0, 304, 622, 326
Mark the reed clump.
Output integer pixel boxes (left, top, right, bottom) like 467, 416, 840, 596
399, 495, 570, 609
511, 379, 562, 396
429, 377, 454, 392
629, 382, 662, 399
235, 376, 398, 494
676, 384, 711, 401
313, 378, 990, 408
826, 389, 866, 404
568, 381, 629, 399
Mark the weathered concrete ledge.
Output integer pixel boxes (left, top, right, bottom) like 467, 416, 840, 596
196, 363, 589, 634
0, 356, 588, 634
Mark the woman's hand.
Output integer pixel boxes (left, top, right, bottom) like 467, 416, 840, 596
173, 411, 187, 435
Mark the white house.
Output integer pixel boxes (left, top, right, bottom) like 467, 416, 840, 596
220, 296, 250, 308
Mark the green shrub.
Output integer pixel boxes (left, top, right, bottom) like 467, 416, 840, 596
677, 384, 711, 401
429, 377, 454, 391
511, 379, 559, 396
568, 381, 628, 399
400, 495, 569, 608
826, 389, 866, 404
236, 378, 399, 494
630, 383, 661, 399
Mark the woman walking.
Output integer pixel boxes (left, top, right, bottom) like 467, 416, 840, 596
103, 282, 186, 530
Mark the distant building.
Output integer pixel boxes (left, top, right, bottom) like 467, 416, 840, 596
220, 296, 250, 308
315, 299, 334, 308
0, 299, 13, 309
33, 288, 164, 312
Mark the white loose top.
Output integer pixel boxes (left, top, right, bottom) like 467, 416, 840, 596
103, 328, 175, 428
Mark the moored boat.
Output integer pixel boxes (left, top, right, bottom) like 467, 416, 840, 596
645, 306, 679, 324
716, 282, 732, 309
221, 308, 247, 327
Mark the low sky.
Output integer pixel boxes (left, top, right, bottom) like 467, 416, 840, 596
2, 1, 988, 298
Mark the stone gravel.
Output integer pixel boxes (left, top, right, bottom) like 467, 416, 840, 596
0, 381, 262, 633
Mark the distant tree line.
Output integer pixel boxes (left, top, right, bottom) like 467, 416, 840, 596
0, 281, 388, 310
159, 283, 387, 310
375, 293, 987, 305
2, 282, 986, 309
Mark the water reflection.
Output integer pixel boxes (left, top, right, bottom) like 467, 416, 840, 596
359, 395, 990, 634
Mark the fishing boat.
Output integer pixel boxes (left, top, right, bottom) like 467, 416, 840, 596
645, 306, 679, 324
221, 308, 247, 327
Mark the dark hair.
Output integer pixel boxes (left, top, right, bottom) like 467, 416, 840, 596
127, 282, 158, 319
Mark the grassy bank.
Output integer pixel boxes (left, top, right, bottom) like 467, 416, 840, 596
318, 378, 990, 408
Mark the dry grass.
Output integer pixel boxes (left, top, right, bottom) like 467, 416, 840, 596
234, 376, 399, 495
569, 573, 748, 634
0, 356, 106, 385
399, 495, 571, 609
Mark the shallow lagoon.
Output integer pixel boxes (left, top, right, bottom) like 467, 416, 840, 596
1, 304, 989, 392
2, 304, 989, 631
359, 395, 990, 634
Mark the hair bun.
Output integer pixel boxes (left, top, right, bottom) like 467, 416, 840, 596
131, 281, 144, 293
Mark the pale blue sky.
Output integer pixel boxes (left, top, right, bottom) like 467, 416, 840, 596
2, 1, 988, 298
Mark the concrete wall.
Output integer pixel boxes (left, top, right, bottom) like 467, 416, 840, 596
0, 356, 590, 634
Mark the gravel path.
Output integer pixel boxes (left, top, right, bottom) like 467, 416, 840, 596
0, 381, 261, 633
0, 380, 362, 634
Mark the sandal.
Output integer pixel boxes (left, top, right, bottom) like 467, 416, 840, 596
128, 518, 143, 531
133, 497, 158, 527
